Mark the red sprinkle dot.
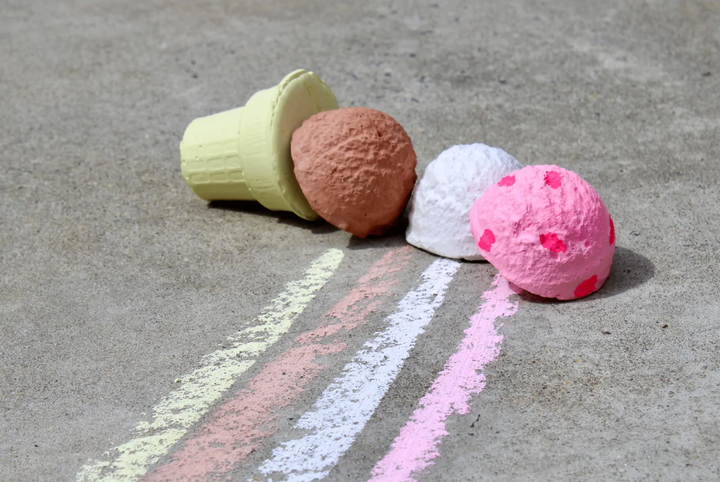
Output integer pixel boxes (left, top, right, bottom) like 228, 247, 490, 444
498, 175, 516, 187
574, 275, 598, 298
609, 215, 615, 245
540, 233, 566, 253
544, 171, 562, 189
478, 229, 496, 252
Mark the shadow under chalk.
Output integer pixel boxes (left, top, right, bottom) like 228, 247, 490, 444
345, 216, 411, 250
209, 201, 412, 248
208, 200, 339, 235
519, 246, 656, 304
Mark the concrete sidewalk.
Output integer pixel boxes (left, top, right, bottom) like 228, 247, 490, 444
1, 0, 719, 480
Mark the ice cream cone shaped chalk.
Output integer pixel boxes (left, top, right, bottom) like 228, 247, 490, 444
470, 165, 615, 300
180, 69, 338, 220
291, 107, 417, 238
406, 144, 523, 261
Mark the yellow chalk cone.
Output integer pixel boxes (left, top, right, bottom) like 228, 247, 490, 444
180, 69, 338, 220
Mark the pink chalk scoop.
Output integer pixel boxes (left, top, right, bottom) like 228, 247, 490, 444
470, 165, 615, 300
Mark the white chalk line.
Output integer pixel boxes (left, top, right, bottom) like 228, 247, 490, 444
75, 249, 345, 482
254, 258, 462, 482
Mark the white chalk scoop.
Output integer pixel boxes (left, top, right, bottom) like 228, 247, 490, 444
406, 143, 523, 261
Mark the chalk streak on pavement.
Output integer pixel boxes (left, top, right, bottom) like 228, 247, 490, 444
144, 247, 413, 481
369, 274, 518, 482
75, 249, 344, 482
255, 258, 462, 482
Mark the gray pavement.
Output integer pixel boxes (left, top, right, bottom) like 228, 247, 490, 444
1, 0, 719, 481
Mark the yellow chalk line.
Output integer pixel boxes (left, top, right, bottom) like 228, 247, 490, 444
75, 249, 345, 482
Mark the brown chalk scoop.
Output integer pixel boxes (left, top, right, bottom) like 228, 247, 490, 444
291, 107, 417, 238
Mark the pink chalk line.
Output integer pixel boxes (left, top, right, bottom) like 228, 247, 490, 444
369, 274, 518, 482
144, 247, 413, 482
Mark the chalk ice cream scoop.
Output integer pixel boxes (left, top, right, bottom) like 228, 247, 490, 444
406, 144, 523, 260
470, 165, 615, 300
180, 69, 338, 220
291, 107, 417, 238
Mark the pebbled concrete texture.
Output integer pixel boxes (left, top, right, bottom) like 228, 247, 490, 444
1, 0, 718, 481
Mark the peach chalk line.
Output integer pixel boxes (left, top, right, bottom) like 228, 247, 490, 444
75, 249, 345, 482
143, 247, 413, 481
254, 257, 462, 482
369, 274, 518, 482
